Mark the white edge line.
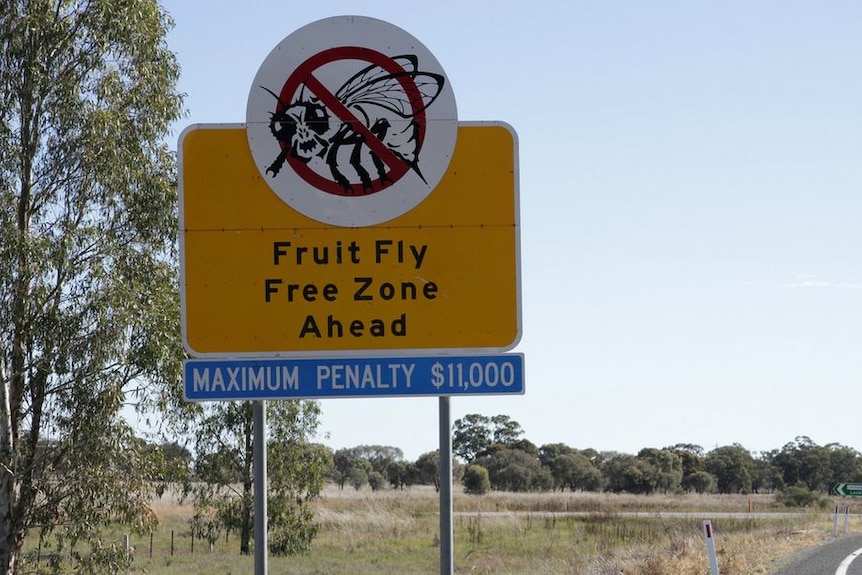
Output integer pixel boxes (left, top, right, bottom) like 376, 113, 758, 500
836, 547, 862, 575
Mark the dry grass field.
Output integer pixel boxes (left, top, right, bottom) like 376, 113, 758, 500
25, 485, 852, 574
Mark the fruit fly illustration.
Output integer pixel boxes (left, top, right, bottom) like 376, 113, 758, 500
261, 55, 445, 194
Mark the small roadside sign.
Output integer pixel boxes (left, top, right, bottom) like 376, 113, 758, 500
831, 483, 862, 497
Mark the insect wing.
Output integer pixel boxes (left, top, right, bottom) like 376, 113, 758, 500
338, 71, 444, 119
336, 55, 417, 103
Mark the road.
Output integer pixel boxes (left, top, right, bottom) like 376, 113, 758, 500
453, 510, 832, 520
773, 535, 862, 575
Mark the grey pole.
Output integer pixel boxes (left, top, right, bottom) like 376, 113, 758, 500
254, 401, 268, 574
439, 396, 454, 575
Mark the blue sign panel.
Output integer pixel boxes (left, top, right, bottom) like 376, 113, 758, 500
184, 354, 524, 401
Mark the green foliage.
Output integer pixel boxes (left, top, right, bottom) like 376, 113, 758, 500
538, 443, 574, 468
267, 490, 319, 555
386, 460, 419, 490
776, 484, 830, 509
0, 0, 184, 572
705, 444, 756, 494
683, 470, 714, 494
452, 413, 524, 463
331, 445, 404, 490
55, 534, 134, 575
330, 415, 862, 502
636, 448, 683, 494
415, 450, 441, 491
751, 454, 785, 493
186, 401, 325, 556
474, 448, 553, 492
452, 414, 493, 463
668, 444, 707, 493
349, 467, 369, 490
770, 437, 862, 493
600, 452, 654, 494
189, 507, 222, 546
550, 452, 602, 492
332, 449, 357, 489
368, 471, 386, 491
826, 443, 862, 483
771, 437, 833, 492
463, 465, 491, 495
490, 414, 525, 446
160, 441, 193, 482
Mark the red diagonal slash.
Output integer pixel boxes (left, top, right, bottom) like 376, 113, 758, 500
276, 46, 427, 196
302, 74, 406, 171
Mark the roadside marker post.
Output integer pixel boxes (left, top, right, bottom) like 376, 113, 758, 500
703, 520, 720, 575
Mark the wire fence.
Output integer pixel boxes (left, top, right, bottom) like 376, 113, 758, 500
22, 526, 243, 568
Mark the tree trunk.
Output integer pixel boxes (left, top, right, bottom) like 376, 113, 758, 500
0, 377, 24, 575
0, 473, 22, 575
239, 481, 253, 555
239, 403, 254, 555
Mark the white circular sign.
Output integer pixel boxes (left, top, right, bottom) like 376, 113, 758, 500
246, 16, 458, 227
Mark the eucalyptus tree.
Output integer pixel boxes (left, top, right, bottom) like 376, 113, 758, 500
705, 444, 756, 494
0, 1, 184, 573
188, 400, 327, 556
636, 447, 683, 494
452, 413, 525, 463
550, 452, 603, 492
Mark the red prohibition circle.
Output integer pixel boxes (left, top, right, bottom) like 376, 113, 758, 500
275, 46, 428, 196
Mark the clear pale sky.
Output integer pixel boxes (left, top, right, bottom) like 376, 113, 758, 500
164, 1, 861, 460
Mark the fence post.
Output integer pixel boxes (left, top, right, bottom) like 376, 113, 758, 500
171, 530, 175, 556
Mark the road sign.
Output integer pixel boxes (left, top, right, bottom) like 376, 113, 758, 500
831, 483, 862, 497
245, 16, 458, 227
184, 353, 524, 401
182, 17, 518, 575
179, 122, 520, 357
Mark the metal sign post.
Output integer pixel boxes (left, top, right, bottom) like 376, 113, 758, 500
439, 397, 454, 575
254, 401, 267, 574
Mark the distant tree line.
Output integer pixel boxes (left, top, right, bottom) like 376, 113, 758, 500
157, 412, 862, 559
317, 415, 862, 497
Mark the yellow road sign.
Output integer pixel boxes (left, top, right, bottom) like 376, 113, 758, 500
180, 122, 520, 356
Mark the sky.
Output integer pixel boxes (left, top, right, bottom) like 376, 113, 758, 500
163, 1, 861, 461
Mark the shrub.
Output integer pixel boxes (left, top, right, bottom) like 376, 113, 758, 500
776, 484, 830, 508
368, 471, 386, 491
463, 465, 491, 495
